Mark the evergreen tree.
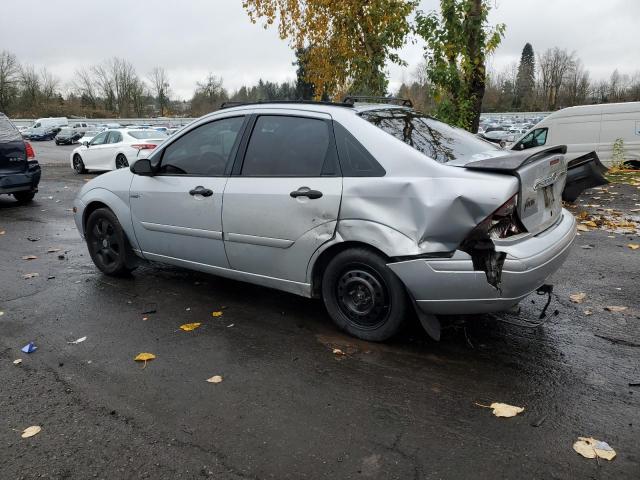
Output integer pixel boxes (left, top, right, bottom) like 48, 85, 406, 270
514, 43, 535, 110
294, 48, 315, 100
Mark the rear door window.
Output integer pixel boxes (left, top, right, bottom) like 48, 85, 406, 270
241, 115, 334, 176
90, 132, 109, 145
360, 108, 500, 164
107, 132, 122, 144
0, 114, 21, 142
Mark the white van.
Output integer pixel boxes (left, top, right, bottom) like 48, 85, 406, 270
27, 117, 68, 137
512, 102, 640, 164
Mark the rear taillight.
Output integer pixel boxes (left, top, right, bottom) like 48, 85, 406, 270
476, 194, 526, 240
24, 141, 35, 159
131, 144, 157, 151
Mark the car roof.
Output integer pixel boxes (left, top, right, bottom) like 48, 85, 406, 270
209, 102, 410, 118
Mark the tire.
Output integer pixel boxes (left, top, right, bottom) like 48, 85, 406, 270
85, 208, 135, 276
321, 248, 409, 342
72, 154, 86, 174
55, 141, 60, 145
115, 154, 129, 169
13, 191, 35, 204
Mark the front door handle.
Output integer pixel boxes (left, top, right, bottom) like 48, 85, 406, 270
290, 188, 323, 200
189, 186, 213, 197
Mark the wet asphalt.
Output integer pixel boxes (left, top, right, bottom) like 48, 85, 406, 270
0, 144, 639, 479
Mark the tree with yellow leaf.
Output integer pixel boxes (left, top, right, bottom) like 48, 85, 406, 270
242, 0, 417, 98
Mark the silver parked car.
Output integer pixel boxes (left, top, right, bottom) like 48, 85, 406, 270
73, 99, 577, 341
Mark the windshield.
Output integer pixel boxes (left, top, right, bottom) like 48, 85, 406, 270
59, 128, 73, 134
84, 130, 100, 136
360, 108, 500, 164
128, 130, 168, 139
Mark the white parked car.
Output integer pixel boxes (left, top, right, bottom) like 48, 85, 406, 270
70, 129, 167, 173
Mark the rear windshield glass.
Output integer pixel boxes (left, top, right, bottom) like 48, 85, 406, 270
0, 114, 21, 142
360, 109, 500, 163
128, 130, 168, 139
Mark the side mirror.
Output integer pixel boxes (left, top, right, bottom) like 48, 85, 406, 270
131, 158, 154, 176
82, 141, 89, 147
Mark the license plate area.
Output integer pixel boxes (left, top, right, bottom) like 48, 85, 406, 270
543, 184, 555, 208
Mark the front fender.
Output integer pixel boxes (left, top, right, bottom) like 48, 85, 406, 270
76, 187, 139, 250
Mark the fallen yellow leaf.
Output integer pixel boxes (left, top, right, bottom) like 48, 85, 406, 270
628, 243, 639, 250
23, 273, 39, 279
476, 402, 524, 418
21, 255, 38, 260
211, 311, 223, 317
134, 352, 156, 368
21, 426, 41, 438
179, 322, 201, 332
576, 225, 589, 232
573, 437, 616, 461
581, 220, 598, 227
605, 306, 627, 312
569, 292, 586, 304
206, 375, 223, 383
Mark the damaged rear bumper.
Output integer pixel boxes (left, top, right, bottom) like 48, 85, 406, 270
387, 208, 576, 315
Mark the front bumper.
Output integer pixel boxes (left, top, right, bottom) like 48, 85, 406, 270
0, 162, 41, 194
388, 208, 577, 315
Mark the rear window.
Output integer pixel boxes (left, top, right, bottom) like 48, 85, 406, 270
0, 114, 21, 142
360, 109, 500, 163
128, 130, 168, 139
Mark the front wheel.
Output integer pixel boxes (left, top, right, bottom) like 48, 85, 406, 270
321, 248, 409, 342
115, 154, 129, 169
72, 154, 86, 174
85, 208, 135, 276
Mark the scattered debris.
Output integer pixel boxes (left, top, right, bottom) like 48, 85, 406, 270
629, 382, 640, 387
604, 305, 628, 312
530, 414, 547, 427
13, 359, 22, 365
0, 230, 5, 235
23, 273, 39, 279
583, 309, 593, 316
569, 292, 586, 303
594, 334, 640, 348
21, 255, 38, 260
142, 316, 149, 321
179, 322, 201, 332
0, 311, 3, 316
627, 243, 639, 250
576, 225, 590, 232
226, 323, 234, 328
573, 437, 616, 461
26, 236, 39, 242
332, 348, 346, 356
67, 336, 87, 345
21, 426, 42, 439
475, 402, 524, 418
134, 352, 156, 368
206, 375, 223, 384
21, 342, 37, 354
57, 254, 65, 260
46, 248, 61, 253
141, 303, 157, 314
211, 311, 223, 317
580, 245, 594, 249
47, 275, 55, 280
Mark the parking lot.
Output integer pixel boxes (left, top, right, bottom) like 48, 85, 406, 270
1, 143, 639, 479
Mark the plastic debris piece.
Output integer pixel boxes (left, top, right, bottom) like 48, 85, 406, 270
227, 324, 234, 328
21, 342, 37, 354
179, 322, 201, 332
0, 311, 4, 316
332, 348, 346, 356
206, 375, 223, 384
142, 317, 149, 321
211, 311, 223, 317
583, 309, 593, 316
23, 273, 39, 279
21, 426, 41, 438
141, 303, 157, 314
47, 248, 61, 253
573, 437, 616, 461
0, 230, 5, 235
26, 236, 39, 242
569, 292, 586, 303
134, 352, 156, 368
476, 402, 524, 418
605, 306, 627, 312
13, 359, 22, 365
22, 255, 38, 260
67, 336, 87, 345
627, 243, 639, 250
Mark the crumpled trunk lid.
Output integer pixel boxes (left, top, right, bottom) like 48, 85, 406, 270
462, 146, 568, 235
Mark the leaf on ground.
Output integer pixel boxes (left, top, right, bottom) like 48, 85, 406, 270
583, 309, 593, 316
0, 311, 4, 316
576, 225, 590, 232
0, 230, 5, 235
134, 352, 156, 368
476, 402, 524, 418
628, 243, 640, 250
211, 311, 223, 317
179, 322, 201, 332
23, 273, 39, 279
581, 220, 598, 227
332, 348, 346, 356
570, 292, 586, 303
605, 306, 627, 312
21, 255, 38, 260
206, 375, 223, 384
13, 359, 22, 365
21, 426, 41, 438
47, 248, 61, 253
573, 437, 616, 460
67, 336, 87, 345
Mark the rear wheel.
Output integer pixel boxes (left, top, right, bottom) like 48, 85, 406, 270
13, 191, 35, 204
85, 208, 135, 276
115, 154, 129, 169
321, 248, 408, 342
73, 154, 86, 174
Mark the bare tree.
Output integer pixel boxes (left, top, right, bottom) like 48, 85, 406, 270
19, 64, 41, 110
537, 47, 575, 109
40, 67, 60, 103
0, 50, 19, 112
148, 67, 170, 116
564, 59, 590, 106
73, 67, 99, 108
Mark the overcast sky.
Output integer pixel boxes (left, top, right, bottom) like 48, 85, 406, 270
1, 0, 638, 100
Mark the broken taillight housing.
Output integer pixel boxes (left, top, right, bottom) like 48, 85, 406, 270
24, 141, 35, 159
478, 194, 526, 240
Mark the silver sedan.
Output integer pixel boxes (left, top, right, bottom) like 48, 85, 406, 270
73, 100, 577, 341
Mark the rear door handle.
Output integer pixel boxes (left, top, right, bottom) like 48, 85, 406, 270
290, 188, 323, 200
189, 186, 213, 197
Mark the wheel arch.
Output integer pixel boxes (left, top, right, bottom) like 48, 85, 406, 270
80, 188, 139, 251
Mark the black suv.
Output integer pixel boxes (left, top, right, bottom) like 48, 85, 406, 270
0, 113, 41, 204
